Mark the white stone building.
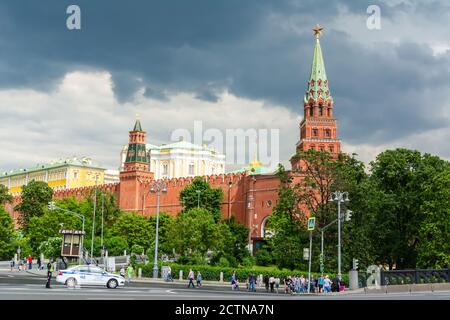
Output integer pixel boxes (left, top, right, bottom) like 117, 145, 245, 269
120, 140, 225, 179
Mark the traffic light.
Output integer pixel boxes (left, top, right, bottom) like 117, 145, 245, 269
345, 210, 352, 221
353, 258, 359, 270
48, 201, 55, 210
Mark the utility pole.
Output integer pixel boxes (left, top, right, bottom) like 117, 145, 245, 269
329, 191, 349, 281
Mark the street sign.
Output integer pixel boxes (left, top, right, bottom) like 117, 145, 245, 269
303, 248, 309, 260
307, 217, 316, 231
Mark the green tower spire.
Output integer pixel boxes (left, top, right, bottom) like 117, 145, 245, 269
133, 117, 143, 132
125, 116, 149, 165
304, 24, 333, 105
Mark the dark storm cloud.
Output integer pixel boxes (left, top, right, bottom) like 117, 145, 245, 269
0, 0, 449, 148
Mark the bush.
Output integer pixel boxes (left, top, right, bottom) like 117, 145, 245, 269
217, 257, 230, 268
255, 249, 273, 266
131, 244, 144, 255
241, 256, 256, 267
135, 262, 347, 284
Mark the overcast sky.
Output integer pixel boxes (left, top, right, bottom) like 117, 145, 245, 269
0, 0, 449, 172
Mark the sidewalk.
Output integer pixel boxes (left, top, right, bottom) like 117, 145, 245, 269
24, 268, 363, 295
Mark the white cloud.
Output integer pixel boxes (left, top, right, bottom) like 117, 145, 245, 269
0, 70, 300, 172
1, 69, 448, 175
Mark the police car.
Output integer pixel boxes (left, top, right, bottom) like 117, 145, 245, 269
56, 265, 125, 289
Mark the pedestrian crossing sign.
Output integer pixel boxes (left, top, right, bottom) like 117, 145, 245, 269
307, 217, 316, 231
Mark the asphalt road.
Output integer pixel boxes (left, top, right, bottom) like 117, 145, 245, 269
1, 270, 450, 300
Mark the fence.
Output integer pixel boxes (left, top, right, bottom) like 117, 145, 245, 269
380, 269, 450, 285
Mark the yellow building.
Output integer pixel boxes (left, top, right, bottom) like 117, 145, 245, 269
0, 157, 105, 196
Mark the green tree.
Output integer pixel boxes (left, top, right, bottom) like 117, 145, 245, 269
367, 149, 448, 269
148, 212, 174, 255
167, 208, 223, 264
179, 177, 224, 222
0, 184, 13, 205
111, 212, 153, 251
416, 167, 450, 268
268, 164, 308, 270
14, 180, 53, 232
0, 207, 15, 259
27, 207, 80, 253
38, 237, 62, 259
221, 217, 250, 264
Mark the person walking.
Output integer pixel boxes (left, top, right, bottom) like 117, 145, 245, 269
323, 275, 331, 294
318, 274, 324, 293
10, 259, 15, 272
187, 269, 195, 288
119, 266, 125, 278
332, 275, 340, 293
37, 256, 41, 270
45, 258, 54, 288
275, 277, 280, 293
263, 275, 269, 292
196, 271, 202, 287
126, 264, 133, 283
269, 276, 275, 293
248, 273, 256, 292
27, 255, 33, 270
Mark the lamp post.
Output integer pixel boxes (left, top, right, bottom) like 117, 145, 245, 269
48, 201, 85, 263
100, 193, 105, 263
150, 180, 167, 279
90, 173, 99, 262
329, 191, 349, 280
318, 218, 338, 274
196, 190, 201, 208
228, 181, 232, 219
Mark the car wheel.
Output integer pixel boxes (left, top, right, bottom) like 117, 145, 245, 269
107, 279, 118, 289
66, 277, 77, 288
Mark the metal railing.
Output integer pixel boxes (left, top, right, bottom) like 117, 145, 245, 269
380, 269, 450, 285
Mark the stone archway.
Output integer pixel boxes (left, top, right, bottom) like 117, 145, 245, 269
260, 215, 274, 239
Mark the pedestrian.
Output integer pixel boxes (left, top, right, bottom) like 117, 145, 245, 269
45, 258, 54, 288
332, 275, 340, 293
126, 264, 133, 283
318, 274, 324, 293
196, 271, 202, 287
323, 275, 331, 294
37, 256, 41, 270
119, 266, 125, 278
264, 275, 269, 292
269, 276, 275, 293
275, 277, 280, 293
248, 273, 256, 292
187, 269, 195, 288
339, 279, 345, 292
27, 255, 33, 270
18, 259, 23, 272
231, 271, 239, 290
10, 259, 15, 272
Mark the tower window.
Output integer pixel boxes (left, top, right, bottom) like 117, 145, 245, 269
162, 164, 168, 176
312, 128, 318, 137
189, 164, 195, 175
329, 146, 334, 153
325, 129, 331, 138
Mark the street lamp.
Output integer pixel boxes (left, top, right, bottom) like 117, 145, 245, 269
196, 190, 201, 208
100, 193, 105, 264
150, 180, 167, 279
88, 173, 100, 262
48, 201, 85, 263
329, 191, 349, 281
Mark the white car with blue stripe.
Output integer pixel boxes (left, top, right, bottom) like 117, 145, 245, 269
56, 265, 125, 289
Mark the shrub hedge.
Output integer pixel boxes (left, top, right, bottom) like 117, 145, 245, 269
134, 262, 349, 285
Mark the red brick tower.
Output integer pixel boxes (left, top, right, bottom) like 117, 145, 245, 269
119, 118, 153, 212
292, 25, 341, 170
